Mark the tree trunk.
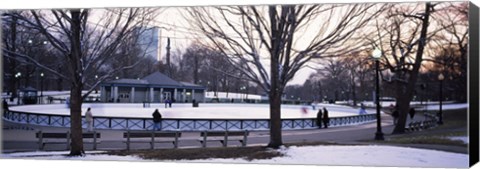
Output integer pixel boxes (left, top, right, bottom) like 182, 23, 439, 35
267, 5, 283, 148
268, 91, 283, 148
392, 2, 432, 134
68, 10, 85, 156
69, 85, 84, 155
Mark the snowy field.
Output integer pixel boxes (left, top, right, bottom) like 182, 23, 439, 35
9, 103, 371, 119
1, 145, 468, 168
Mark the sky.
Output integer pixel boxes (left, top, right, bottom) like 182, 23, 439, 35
1, 0, 476, 86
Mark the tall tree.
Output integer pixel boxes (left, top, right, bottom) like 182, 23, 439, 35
368, 2, 439, 134
188, 4, 385, 148
3, 8, 158, 155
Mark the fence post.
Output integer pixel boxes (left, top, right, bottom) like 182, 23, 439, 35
151, 131, 155, 150
223, 131, 228, 147
202, 131, 207, 148
243, 130, 248, 147
126, 130, 130, 151
174, 131, 179, 149
38, 130, 43, 150
93, 131, 97, 150
66, 131, 71, 150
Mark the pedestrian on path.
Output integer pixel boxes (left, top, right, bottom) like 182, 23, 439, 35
164, 99, 169, 108
169, 99, 173, 108
316, 109, 323, 128
409, 108, 416, 119
3, 99, 9, 113
392, 109, 399, 125
85, 107, 94, 132
322, 107, 329, 128
152, 109, 162, 131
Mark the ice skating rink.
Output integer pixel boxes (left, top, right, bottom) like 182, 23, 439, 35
10, 103, 372, 119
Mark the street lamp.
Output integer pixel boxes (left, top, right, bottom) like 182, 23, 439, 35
372, 48, 384, 140
437, 73, 444, 125
40, 72, 44, 97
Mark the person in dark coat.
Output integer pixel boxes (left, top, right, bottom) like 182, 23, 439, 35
409, 108, 416, 119
392, 109, 399, 125
316, 109, 323, 129
168, 99, 172, 108
322, 107, 329, 128
152, 109, 162, 131
3, 99, 9, 112
164, 99, 168, 108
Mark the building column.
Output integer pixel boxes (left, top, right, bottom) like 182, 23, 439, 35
113, 86, 118, 103
100, 86, 106, 102
203, 90, 206, 103
131, 87, 135, 103
173, 88, 177, 102
150, 87, 154, 102
160, 88, 164, 102
183, 89, 186, 102
110, 86, 114, 102
192, 89, 196, 102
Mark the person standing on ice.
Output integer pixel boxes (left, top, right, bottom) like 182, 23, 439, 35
316, 109, 323, 129
164, 99, 169, 108
322, 107, 329, 128
85, 107, 94, 132
152, 109, 162, 131
358, 103, 367, 115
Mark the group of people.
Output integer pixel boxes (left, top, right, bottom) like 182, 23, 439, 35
390, 104, 416, 125
316, 107, 330, 128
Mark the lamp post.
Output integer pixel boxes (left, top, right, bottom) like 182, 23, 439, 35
437, 73, 444, 125
40, 72, 44, 99
15, 72, 21, 105
372, 48, 384, 140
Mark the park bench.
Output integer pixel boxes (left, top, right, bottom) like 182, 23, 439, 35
36, 131, 101, 150
198, 130, 249, 148
405, 120, 437, 132
123, 130, 181, 150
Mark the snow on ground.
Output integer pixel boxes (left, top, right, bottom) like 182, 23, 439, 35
206, 91, 262, 100
425, 103, 468, 110
1, 145, 468, 168
448, 136, 469, 144
9, 103, 372, 119
178, 145, 469, 168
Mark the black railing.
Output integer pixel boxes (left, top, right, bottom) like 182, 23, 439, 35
3, 110, 376, 131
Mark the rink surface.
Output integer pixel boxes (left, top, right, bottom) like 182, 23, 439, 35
9, 103, 371, 119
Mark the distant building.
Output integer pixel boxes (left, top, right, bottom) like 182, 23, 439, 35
137, 27, 162, 61
100, 72, 206, 103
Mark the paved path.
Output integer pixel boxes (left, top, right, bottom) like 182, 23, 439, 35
1, 113, 467, 154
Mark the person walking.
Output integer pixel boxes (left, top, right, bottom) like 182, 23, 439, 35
392, 109, 399, 125
409, 108, 416, 119
168, 99, 173, 108
152, 109, 162, 131
316, 109, 323, 129
85, 107, 94, 132
322, 107, 329, 128
3, 99, 9, 113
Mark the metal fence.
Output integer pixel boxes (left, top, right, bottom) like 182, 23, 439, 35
3, 110, 376, 131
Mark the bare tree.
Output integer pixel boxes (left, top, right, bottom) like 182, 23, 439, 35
2, 8, 158, 155
187, 4, 385, 148
367, 2, 440, 134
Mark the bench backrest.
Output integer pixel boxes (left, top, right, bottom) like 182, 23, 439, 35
36, 132, 101, 139
123, 131, 181, 138
201, 131, 249, 137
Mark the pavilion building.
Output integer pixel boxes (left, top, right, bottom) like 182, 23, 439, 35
100, 72, 206, 103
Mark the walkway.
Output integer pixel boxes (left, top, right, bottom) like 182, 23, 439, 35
1, 113, 467, 154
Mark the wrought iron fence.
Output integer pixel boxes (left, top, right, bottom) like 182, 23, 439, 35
3, 110, 376, 131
